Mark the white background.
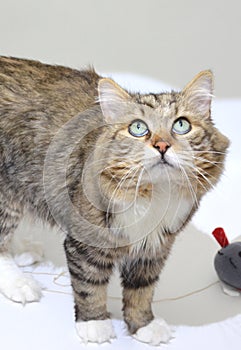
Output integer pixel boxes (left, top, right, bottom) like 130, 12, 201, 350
0, 0, 240, 97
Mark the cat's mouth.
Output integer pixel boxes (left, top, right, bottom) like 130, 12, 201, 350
148, 157, 174, 171
159, 158, 173, 166
154, 155, 174, 168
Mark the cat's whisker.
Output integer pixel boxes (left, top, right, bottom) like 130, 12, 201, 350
122, 165, 143, 204
82, 158, 119, 180
191, 156, 225, 171
177, 151, 226, 186
114, 166, 143, 223
189, 164, 216, 192
98, 162, 131, 179
105, 167, 135, 207
178, 152, 226, 173
99, 156, 142, 175
180, 150, 226, 156
110, 163, 142, 193
178, 159, 209, 194
87, 159, 129, 175
185, 166, 210, 194
94, 161, 139, 195
158, 165, 187, 237
192, 156, 224, 165
105, 164, 142, 224
174, 158, 199, 208
103, 164, 143, 209
83, 147, 139, 174
191, 161, 225, 182
154, 165, 173, 227
195, 165, 222, 182
133, 167, 145, 216
177, 172, 200, 203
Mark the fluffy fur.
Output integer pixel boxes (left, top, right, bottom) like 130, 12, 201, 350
0, 57, 229, 344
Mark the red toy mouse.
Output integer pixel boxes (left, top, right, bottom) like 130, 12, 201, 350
213, 227, 241, 295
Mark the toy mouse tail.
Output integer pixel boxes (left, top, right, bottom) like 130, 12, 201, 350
212, 227, 229, 247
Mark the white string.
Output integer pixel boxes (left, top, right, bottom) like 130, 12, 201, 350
23, 269, 220, 302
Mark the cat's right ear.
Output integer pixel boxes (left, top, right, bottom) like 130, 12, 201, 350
98, 78, 131, 123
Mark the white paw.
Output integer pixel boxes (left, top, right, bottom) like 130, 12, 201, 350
14, 251, 43, 267
0, 274, 41, 304
0, 253, 42, 303
75, 319, 116, 344
133, 318, 172, 346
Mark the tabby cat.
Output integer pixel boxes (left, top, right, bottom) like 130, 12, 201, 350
0, 57, 229, 345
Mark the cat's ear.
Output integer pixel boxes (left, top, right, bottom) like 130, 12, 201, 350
98, 78, 131, 123
182, 70, 214, 116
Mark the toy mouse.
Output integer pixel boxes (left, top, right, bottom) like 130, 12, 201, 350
212, 227, 241, 296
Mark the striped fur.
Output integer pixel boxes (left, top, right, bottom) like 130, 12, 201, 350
0, 57, 229, 342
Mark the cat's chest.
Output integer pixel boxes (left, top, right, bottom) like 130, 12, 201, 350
111, 189, 193, 243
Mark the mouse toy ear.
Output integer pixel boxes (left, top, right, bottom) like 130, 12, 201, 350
212, 227, 229, 248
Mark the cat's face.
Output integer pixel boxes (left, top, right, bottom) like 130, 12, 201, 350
96, 71, 229, 206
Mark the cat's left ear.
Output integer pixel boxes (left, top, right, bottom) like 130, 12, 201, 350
98, 78, 131, 123
182, 70, 214, 117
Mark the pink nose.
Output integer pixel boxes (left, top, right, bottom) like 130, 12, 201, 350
154, 141, 170, 154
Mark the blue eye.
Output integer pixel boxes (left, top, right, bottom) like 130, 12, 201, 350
172, 118, 191, 135
128, 119, 149, 137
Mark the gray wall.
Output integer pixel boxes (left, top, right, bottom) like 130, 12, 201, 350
0, 0, 240, 97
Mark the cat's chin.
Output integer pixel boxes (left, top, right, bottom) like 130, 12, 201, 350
144, 163, 182, 187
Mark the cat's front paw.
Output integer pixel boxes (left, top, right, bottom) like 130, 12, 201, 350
1, 274, 42, 304
132, 318, 172, 346
75, 319, 116, 344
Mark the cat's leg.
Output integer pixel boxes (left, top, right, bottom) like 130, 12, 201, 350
120, 255, 172, 346
64, 237, 116, 344
0, 199, 41, 303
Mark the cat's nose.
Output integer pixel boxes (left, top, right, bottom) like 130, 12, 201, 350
154, 141, 170, 154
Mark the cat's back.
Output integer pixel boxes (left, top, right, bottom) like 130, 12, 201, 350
0, 56, 100, 125
0, 57, 102, 205
0, 57, 101, 184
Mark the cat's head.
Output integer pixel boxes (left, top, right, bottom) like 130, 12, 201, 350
95, 71, 229, 206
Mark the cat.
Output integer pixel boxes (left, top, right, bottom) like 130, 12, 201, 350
0, 56, 229, 345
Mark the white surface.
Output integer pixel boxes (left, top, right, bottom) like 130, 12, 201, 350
1, 73, 241, 349
1, 262, 241, 350
1, 1, 240, 98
